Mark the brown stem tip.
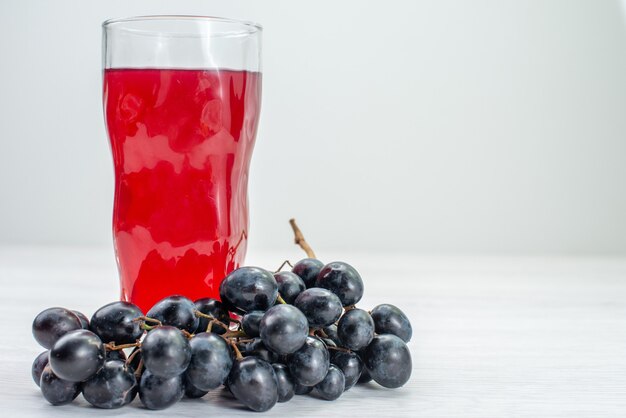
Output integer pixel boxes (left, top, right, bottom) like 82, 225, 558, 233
289, 218, 316, 259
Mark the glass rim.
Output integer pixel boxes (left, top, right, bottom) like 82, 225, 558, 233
102, 15, 263, 36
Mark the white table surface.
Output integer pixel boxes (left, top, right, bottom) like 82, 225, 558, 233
1, 246, 626, 417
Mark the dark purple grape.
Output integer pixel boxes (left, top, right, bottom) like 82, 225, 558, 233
183, 373, 208, 398
32, 307, 82, 349
106, 349, 127, 362
364, 334, 411, 388
39, 365, 81, 405
260, 304, 308, 355
272, 363, 295, 403
194, 298, 230, 334
139, 369, 184, 410
288, 336, 329, 386
72, 310, 89, 329
32, 350, 49, 387
141, 326, 191, 379
242, 311, 264, 338
357, 366, 372, 384
241, 339, 280, 363
89, 301, 143, 344
82, 360, 137, 409
187, 332, 233, 391
316, 262, 364, 306
315, 364, 345, 400
323, 324, 339, 343
219, 267, 278, 313
236, 338, 259, 354
274, 271, 306, 304
294, 383, 313, 395
49, 329, 105, 382
294, 288, 343, 328
337, 308, 375, 350
146, 295, 199, 333
227, 357, 278, 412
292, 258, 324, 288
370, 303, 412, 342
330, 350, 364, 390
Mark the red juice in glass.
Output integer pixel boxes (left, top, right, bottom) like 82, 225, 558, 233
103, 68, 261, 312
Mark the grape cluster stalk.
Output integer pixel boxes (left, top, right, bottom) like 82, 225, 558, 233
31, 219, 413, 411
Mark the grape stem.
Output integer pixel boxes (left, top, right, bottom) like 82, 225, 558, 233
105, 341, 140, 351
133, 316, 162, 326
125, 347, 141, 366
274, 259, 293, 273
194, 310, 230, 332
276, 294, 287, 305
222, 330, 247, 339
229, 340, 244, 360
315, 329, 329, 339
134, 358, 144, 378
344, 305, 357, 312
289, 218, 316, 259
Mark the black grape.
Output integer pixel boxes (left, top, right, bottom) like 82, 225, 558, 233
363, 334, 412, 388
227, 357, 278, 412
141, 326, 191, 379
32, 307, 82, 349
260, 304, 308, 355
146, 295, 199, 333
32, 350, 49, 387
82, 360, 137, 409
187, 332, 233, 391
314, 364, 345, 401
242, 310, 264, 338
357, 366, 372, 384
194, 298, 230, 334
49, 329, 105, 382
106, 349, 127, 362
337, 308, 375, 350
323, 324, 339, 343
273, 271, 306, 303
90, 301, 143, 344
330, 350, 364, 391
72, 310, 89, 329
316, 261, 364, 306
241, 338, 280, 363
272, 363, 295, 403
39, 365, 81, 405
183, 373, 208, 398
294, 382, 313, 395
370, 303, 412, 342
219, 266, 278, 313
139, 369, 184, 410
294, 288, 343, 328
292, 258, 324, 288
288, 336, 329, 386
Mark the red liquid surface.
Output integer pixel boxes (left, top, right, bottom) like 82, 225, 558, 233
104, 69, 261, 313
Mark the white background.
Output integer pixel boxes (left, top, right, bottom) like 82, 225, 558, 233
1, 0, 625, 255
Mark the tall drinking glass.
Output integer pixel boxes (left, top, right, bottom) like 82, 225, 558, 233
102, 16, 262, 312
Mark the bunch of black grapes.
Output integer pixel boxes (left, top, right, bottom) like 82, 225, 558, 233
31, 259, 412, 412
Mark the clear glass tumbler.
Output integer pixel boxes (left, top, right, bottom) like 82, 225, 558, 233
102, 16, 262, 312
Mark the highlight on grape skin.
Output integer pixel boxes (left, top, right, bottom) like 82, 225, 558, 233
29, 219, 412, 411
